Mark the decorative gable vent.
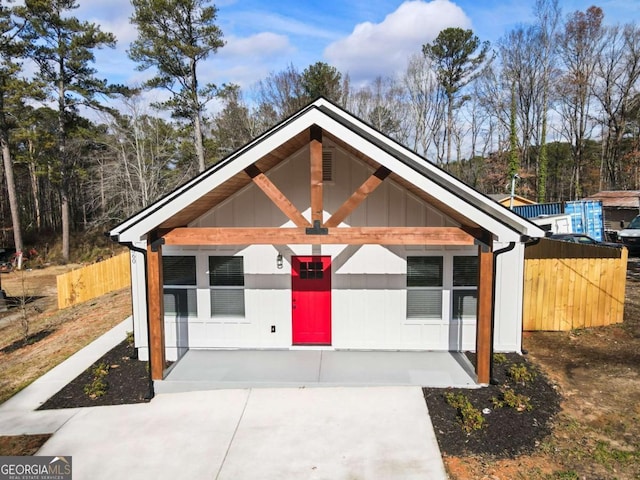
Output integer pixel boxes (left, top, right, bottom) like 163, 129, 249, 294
322, 150, 334, 182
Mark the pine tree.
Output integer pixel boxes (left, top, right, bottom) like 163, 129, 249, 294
25, 0, 118, 261
129, 0, 225, 173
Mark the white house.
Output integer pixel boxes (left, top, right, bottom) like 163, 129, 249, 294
109, 98, 545, 385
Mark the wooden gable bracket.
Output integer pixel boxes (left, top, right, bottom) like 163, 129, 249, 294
244, 164, 311, 228
325, 166, 392, 228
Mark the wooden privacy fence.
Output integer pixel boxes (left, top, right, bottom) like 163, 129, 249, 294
523, 238, 627, 331
57, 252, 131, 309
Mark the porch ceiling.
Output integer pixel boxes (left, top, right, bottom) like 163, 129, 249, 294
158, 127, 481, 232
159, 130, 309, 229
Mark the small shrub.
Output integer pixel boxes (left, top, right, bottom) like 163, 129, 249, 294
493, 353, 508, 364
126, 331, 134, 347
83, 362, 110, 399
444, 392, 486, 433
492, 386, 532, 412
83, 377, 108, 399
92, 362, 109, 377
507, 363, 536, 384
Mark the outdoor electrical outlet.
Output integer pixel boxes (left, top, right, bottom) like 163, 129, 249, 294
271, 325, 276, 333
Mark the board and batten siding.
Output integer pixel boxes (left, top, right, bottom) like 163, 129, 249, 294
130, 144, 525, 360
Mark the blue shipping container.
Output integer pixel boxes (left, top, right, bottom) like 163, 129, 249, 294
512, 202, 563, 218
564, 200, 604, 241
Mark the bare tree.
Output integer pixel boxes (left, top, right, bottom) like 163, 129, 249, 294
93, 97, 187, 222
555, 6, 604, 198
533, 0, 561, 201
402, 53, 446, 162
345, 76, 409, 145
423, 28, 492, 165
499, 25, 543, 171
593, 23, 640, 189
254, 64, 308, 123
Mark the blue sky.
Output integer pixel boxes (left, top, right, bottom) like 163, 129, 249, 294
70, 0, 640, 104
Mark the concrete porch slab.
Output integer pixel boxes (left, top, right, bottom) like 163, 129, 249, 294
155, 350, 477, 394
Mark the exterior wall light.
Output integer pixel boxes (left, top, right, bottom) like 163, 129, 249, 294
277, 254, 283, 269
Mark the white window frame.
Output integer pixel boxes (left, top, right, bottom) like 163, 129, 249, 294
451, 254, 478, 321
406, 256, 444, 321
162, 256, 198, 318
209, 256, 245, 319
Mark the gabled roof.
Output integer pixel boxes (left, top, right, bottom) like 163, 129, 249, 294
110, 98, 545, 244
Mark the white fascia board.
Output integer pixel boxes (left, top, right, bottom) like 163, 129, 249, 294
113, 109, 327, 243
313, 114, 527, 242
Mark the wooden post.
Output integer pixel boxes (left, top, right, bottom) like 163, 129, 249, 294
147, 237, 166, 381
310, 125, 323, 224
476, 244, 494, 385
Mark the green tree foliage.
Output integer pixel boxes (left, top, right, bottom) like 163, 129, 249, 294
212, 84, 254, 157
301, 62, 342, 103
11, 106, 58, 232
129, 0, 225, 173
25, 0, 119, 261
256, 62, 345, 125
423, 28, 491, 164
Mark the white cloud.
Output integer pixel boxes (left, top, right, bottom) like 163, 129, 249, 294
324, 0, 471, 83
219, 32, 293, 59
226, 11, 337, 41
194, 33, 295, 90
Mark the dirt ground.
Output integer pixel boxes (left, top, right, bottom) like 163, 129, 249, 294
0, 265, 132, 404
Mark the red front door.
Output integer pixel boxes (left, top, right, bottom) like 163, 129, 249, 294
292, 256, 331, 345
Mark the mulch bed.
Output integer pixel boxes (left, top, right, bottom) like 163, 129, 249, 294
423, 353, 561, 458
38, 339, 150, 409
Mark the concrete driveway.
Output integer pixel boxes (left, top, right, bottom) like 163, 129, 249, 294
0, 319, 448, 479
37, 387, 447, 479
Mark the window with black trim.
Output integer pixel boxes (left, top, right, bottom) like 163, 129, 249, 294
452, 256, 478, 320
209, 256, 245, 317
163, 256, 197, 318
406, 256, 443, 319
299, 261, 324, 279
